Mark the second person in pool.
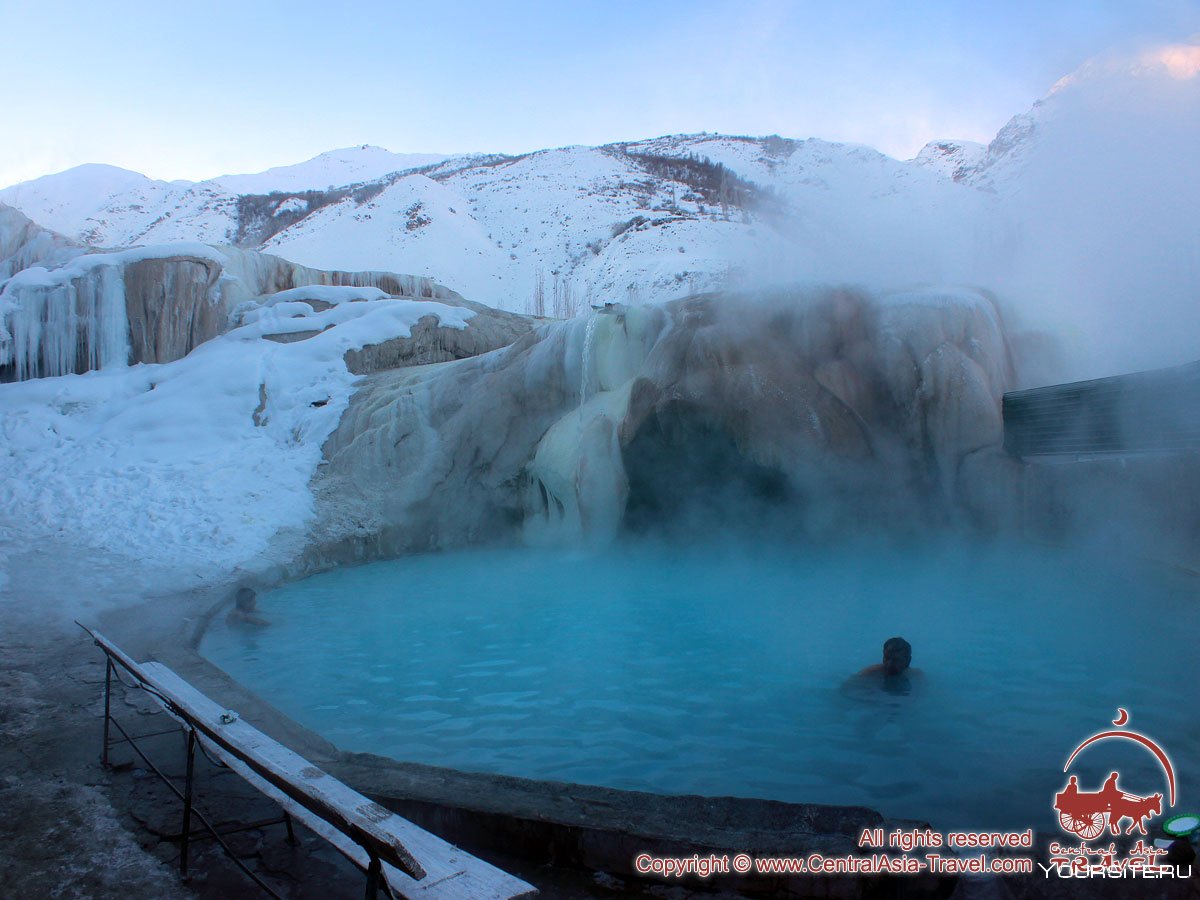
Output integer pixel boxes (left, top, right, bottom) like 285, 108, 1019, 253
845, 637, 920, 695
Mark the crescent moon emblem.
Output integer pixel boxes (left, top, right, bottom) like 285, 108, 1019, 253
1113, 708, 1129, 726
1065, 730, 1176, 806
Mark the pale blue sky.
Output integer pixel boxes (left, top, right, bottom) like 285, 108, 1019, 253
2, 0, 1197, 186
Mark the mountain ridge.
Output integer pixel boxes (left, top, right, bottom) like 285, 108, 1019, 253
2, 40, 1197, 370
0, 132, 985, 311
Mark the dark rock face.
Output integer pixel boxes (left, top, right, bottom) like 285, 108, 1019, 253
310, 287, 1015, 561
123, 257, 224, 365
621, 400, 794, 536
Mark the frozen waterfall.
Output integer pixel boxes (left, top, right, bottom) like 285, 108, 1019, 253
2, 263, 129, 380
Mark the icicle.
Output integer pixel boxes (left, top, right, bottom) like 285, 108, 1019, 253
12, 289, 38, 380
43, 283, 76, 378
3, 262, 130, 381
97, 265, 129, 370
580, 313, 598, 407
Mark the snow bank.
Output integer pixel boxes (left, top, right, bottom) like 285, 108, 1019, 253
273, 197, 309, 217
0, 296, 473, 590
248, 284, 388, 307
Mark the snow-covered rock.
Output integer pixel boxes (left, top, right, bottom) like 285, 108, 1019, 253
912, 140, 986, 182
0, 204, 83, 282
0, 240, 472, 381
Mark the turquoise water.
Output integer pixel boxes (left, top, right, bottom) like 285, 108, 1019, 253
202, 541, 1200, 830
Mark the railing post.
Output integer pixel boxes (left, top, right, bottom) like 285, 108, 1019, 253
365, 853, 381, 899
284, 812, 297, 846
180, 728, 197, 878
101, 657, 113, 768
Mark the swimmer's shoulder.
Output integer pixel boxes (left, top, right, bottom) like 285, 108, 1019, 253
226, 609, 271, 626
840, 667, 879, 695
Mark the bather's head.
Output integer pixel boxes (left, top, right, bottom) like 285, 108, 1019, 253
235, 587, 257, 612
881, 637, 912, 676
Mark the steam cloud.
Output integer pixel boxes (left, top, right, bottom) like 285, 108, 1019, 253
730, 42, 1200, 386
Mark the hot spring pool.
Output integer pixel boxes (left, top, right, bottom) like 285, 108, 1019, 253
202, 542, 1200, 831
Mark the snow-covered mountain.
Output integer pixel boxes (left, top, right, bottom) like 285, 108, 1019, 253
2, 42, 1197, 374
205, 145, 447, 195
0, 137, 988, 313
0, 147, 446, 251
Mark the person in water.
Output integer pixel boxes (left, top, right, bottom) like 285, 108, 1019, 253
860, 637, 915, 677
844, 637, 920, 694
227, 586, 270, 626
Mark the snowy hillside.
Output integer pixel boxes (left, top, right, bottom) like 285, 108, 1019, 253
206, 146, 447, 195
1, 42, 1197, 372
0, 147, 447, 251
0, 164, 183, 248
263, 143, 801, 309
0, 135, 990, 312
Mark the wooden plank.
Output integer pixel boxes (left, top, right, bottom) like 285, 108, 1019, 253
137, 662, 535, 899
81, 627, 421, 878
204, 748, 533, 899
129, 656, 425, 878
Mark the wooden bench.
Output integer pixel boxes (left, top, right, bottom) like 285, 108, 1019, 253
84, 627, 536, 899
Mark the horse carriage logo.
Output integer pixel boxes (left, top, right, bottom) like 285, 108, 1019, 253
1053, 708, 1176, 841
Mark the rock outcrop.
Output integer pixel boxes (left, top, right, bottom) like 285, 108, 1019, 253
343, 300, 540, 375
311, 286, 1015, 560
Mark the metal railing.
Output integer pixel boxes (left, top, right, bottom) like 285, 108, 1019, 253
78, 622, 401, 899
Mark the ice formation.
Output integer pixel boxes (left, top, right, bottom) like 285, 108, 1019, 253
524, 307, 665, 545
0, 235, 466, 382
3, 260, 129, 380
